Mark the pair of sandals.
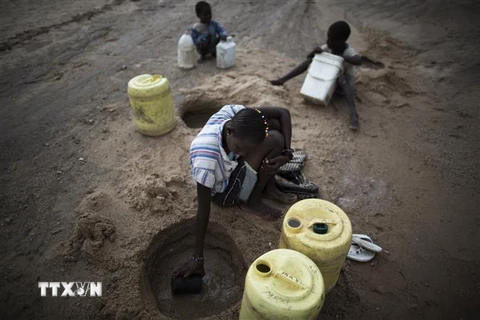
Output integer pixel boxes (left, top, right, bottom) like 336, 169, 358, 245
347, 234, 383, 262
276, 150, 319, 199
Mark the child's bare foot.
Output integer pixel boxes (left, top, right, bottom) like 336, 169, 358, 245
197, 55, 214, 63
240, 201, 282, 221
264, 189, 297, 205
270, 79, 284, 86
350, 119, 359, 131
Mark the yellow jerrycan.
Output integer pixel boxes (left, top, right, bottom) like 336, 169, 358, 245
239, 249, 325, 320
279, 199, 352, 293
127, 74, 176, 136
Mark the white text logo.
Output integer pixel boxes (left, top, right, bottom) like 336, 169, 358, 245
38, 282, 102, 297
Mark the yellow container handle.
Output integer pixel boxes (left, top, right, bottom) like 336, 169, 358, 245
255, 261, 309, 291
307, 218, 339, 228
273, 270, 309, 291
140, 74, 162, 84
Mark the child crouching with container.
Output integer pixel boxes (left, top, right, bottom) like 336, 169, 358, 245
173, 104, 297, 279
190, 1, 228, 62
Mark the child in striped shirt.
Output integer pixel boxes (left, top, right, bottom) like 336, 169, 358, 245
174, 104, 296, 279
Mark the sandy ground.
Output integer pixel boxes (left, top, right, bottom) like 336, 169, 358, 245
1, 0, 479, 319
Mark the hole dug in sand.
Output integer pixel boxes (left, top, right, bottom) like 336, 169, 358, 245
143, 219, 246, 319
179, 97, 222, 128
178, 72, 291, 129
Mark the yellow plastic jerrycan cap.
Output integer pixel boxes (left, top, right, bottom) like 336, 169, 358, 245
129, 74, 165, 90
313, 223, 328, 234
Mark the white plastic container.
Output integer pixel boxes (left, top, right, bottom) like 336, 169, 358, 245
216, 36, 236, 69
300, 52, 344, 106
177, 33, 195, 69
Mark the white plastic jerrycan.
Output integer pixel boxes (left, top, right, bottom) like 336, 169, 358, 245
216, 36, 236, 69
177, 33, 195, 69
300, 52, 344, 106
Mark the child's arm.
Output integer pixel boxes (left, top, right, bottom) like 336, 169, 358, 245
173, 183, 211, 278
190, 25, 207, 45
190, 28, 206, 45
193, 183, 211, 261
343, 54, 362, 66
256, 106, 293, 173
307, 46, 323, 59
256, 106, 292, 150
342, 46, 362, 65
212, 21, 228, 41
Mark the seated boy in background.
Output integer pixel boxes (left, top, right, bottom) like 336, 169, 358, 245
190, 1, 228, 62
271, 21, 362, 130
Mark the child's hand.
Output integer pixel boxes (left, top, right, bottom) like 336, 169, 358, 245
173, 258, 205, 278
307, 46, 323, 59
261, 155, 290, 173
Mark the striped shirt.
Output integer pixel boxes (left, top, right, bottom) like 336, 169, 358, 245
190, 104, 246, 194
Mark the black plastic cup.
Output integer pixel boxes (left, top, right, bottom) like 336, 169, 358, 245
171, 274, 203, 295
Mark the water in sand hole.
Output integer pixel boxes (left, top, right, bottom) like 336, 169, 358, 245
145, 219, 247, 319
179, 98, 222, 128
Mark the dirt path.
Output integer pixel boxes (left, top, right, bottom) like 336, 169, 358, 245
1, 0, 479, 319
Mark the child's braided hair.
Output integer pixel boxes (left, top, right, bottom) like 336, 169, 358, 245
231, 108, 269, 145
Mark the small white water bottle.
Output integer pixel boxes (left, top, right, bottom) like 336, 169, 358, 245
177, 33, 195, 69
216, 36, 236, 69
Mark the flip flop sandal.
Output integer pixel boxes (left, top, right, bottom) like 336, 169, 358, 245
277, 170, 303, 185
352, 234, 383, 253
295, 192, 318, 200
347, 243, 375, 262
278, 170, 311, 186
275, 175, 319, 198
278, 161, 304, 173
278, 150, 308, 171
291, 150, 308, 163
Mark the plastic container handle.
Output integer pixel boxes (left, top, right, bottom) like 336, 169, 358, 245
140, 75, 162, 84
273, 270, 309, 291
309, 64, 344, 82
307, 218, 339, 228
